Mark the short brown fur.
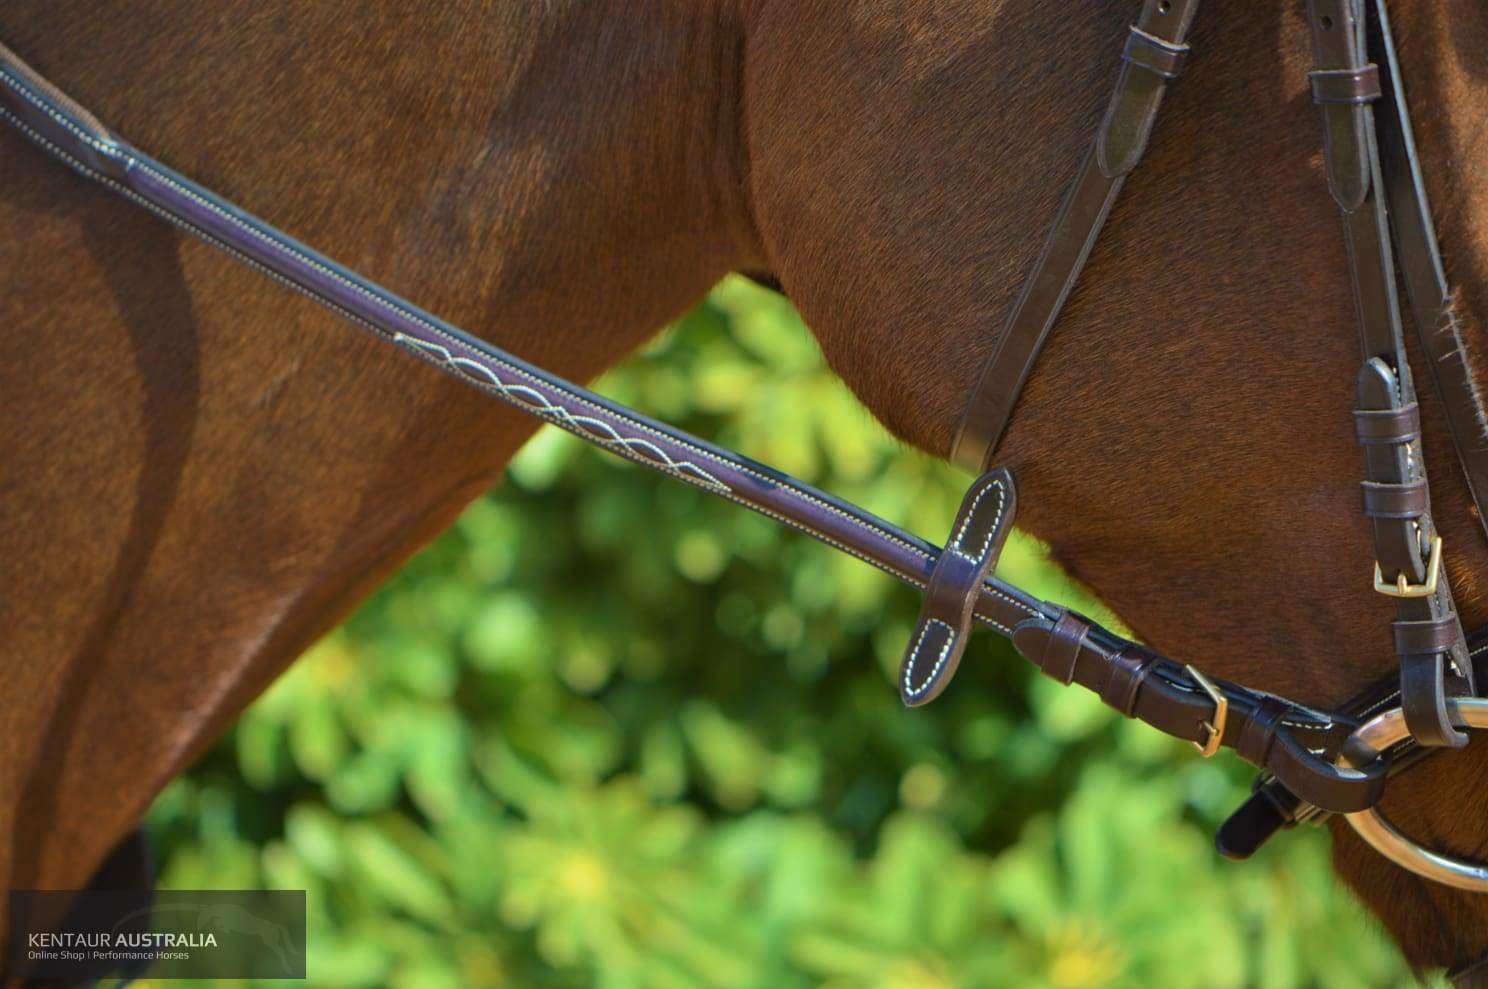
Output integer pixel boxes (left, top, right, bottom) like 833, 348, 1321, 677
3, 0, 1488, 977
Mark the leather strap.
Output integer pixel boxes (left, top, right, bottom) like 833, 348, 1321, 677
1235, 697, 1291, 767
1098, 5, 1202, 177
1451, 948, 1488, 989
1401, 650, 1461, 747
0, 25, 1444, 834
898, 470, 1017, 706
1215, 781, 1309, 861
1308, 0, 1375, 211
37, 830, 156, 988
1038, 610, 1089, 685
1353, 403, 1419, 444
1121, 28, 1189, 81
1099, 646, 1157, 716
1310, 65, 1381, 105
1394, 615, 1461, 655
1219, 613, 1488, 863
1306, 0, 1470, 748
1011, 614, 1387, 812
1368, 0, 1488, 552
950, 0, 1202, 473
1361, 479, 1428, 519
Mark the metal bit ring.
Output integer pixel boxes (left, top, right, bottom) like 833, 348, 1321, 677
1338, 699, 1488, 892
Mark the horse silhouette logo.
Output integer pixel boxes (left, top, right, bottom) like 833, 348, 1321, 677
110, 898, 303, 976
195, 902, 301, 975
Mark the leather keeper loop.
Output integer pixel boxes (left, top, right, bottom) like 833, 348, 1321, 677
898, 470, 1017, 707
1122, 26, 1189, 80
1402, 652, 1471, 748
1393, 615, 1462, 656
1353, 403, 1420, 445
1237, 697, 1290, 767
1099, 647, 1154, 717
1310, 65, 1381, 104
1360, 479, 1428, 519
1040, 611, 1089, 685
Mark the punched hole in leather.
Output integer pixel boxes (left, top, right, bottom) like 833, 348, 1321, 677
898, 469, 1018, 706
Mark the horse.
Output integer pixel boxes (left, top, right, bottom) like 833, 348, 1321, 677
4, 0, 1488, 980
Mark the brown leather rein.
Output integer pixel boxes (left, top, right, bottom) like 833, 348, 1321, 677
4, 0, 1488, 981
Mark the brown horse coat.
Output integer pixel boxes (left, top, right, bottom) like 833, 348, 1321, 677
3, 0, 1488, 976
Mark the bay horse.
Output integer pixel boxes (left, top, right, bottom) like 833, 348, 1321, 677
3, 0, 1488, 981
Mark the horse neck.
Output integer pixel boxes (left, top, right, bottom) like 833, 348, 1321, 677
0, 0, 755, 922
741, 0, 1488, 970
1002, 1, 1488, 970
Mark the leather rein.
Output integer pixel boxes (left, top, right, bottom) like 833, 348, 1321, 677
4, 0, 1488, 979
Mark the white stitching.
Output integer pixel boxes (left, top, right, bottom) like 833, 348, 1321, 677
0, 75, 1040, 631
394, 336, 729, 491
952, 478, 1007, 559
0, 65, 119, 154
698, 487, 1017, 635
952, 480, 996, 548
115, 158, 979, 578
903, 619, 956, 695
0, 106, 381, 329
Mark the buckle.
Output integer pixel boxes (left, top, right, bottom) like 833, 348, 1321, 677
1373, 535, 1443, 599
1185, 665, 1228, 758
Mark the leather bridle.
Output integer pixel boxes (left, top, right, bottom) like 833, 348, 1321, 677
5, 0, 1488, 981
951, 0, 1488, 862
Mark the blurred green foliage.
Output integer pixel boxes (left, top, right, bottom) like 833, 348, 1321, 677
144, 278, 1433, 988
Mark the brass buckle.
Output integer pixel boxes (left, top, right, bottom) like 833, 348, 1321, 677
1185, 665, 1228, 758
1372, 534, 1443, 599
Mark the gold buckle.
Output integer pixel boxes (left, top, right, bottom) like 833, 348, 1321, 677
1372, 535, 1443, 599
1185, 665, 1227, 758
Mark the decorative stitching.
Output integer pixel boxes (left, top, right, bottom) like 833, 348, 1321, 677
110, 141, 943, 559
394, 336, 729, 491
6, 57, 1381, 761
10, 110, 1027, 629
903, 619, 956, 696
0, 70, 1044, 637
126, 145, 988, 589
0, 70, 1391, 763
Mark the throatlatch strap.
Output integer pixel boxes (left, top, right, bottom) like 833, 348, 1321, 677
899, 470, 1017, 706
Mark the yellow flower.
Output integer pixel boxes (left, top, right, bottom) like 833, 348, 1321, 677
1046, 920, 1125, 988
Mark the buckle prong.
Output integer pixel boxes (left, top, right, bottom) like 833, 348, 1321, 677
1372, 534, 1443, 599
1185, 665, 1227, 758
